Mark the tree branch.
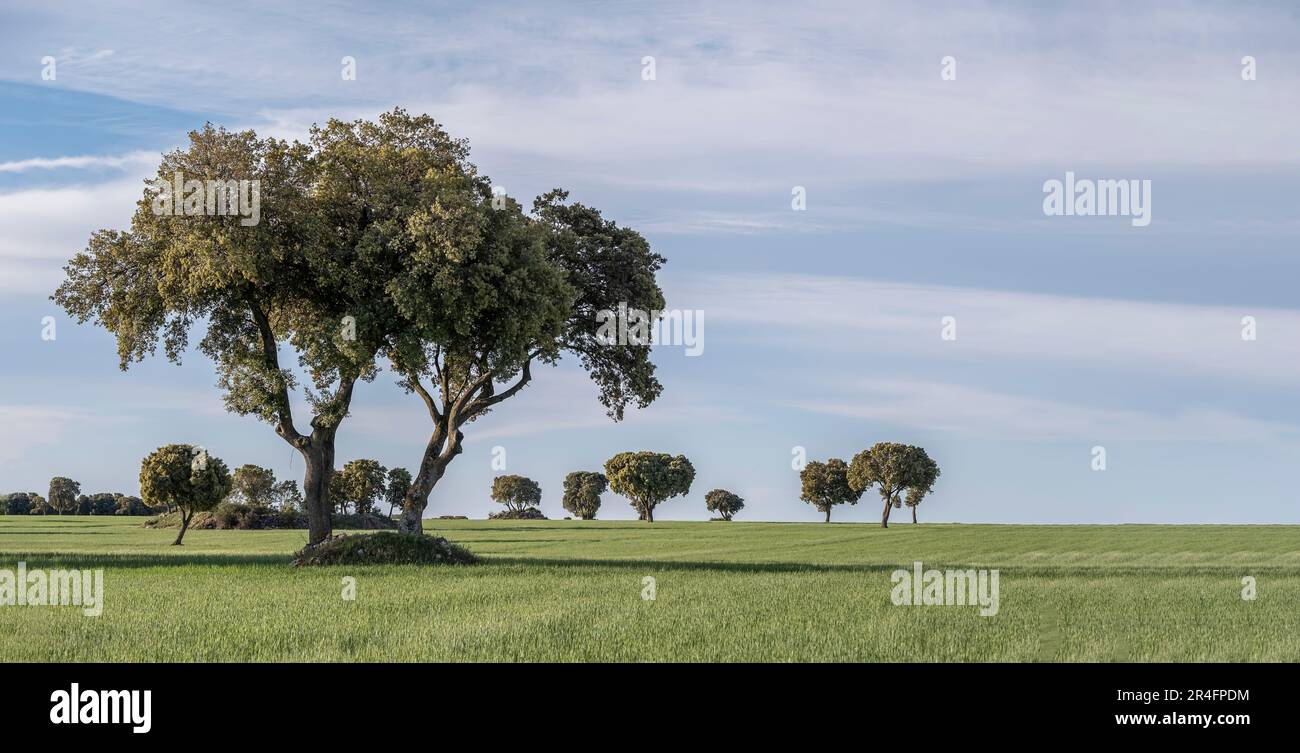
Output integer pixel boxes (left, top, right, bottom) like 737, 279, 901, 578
247, 298, 305, 446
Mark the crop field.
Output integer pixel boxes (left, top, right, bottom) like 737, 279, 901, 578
0, 516, 1297, 662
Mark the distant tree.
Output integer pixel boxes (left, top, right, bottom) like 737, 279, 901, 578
28, 494, 50, 515
272, 480, 303, 512
229, 464, 278, 507
4, 493, 33, 516
604, 452, 695, 522
384, 468, 412, 518
84, 493, 119, 516
561, 471, 607, 520
139, 444, 232, 545
704, 489, 745, 521
799, 458, 861, 523
491, 475, 543, 513
114, 494, 151, 516
76, 495, 93, 515
333, 459, 388, 516
47, 477, 81, 515
902, 450, 940, 524
847, 443, 940, 528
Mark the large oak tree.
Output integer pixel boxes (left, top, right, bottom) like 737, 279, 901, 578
55, 110, 480, 544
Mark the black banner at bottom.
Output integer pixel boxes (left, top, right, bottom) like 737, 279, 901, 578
3, 662, 1283, 742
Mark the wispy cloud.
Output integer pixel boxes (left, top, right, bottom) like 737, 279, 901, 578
676, 272, 1300, 384
0, 151, 155, 173
789, 378, 1299, 440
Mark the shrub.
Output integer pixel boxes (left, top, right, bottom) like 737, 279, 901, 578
488, 507, 547, 520
290, 532, 478, 567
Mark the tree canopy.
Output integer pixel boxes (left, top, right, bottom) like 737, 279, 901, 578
704, 488, 745, 521
561, 471, 607, 520
490, 475, 543, 512
604, 452, 694, 522
139, 444, 232, 544
799, 458, 861, 523
332, 459, 388, 516
847, 443, 940, 527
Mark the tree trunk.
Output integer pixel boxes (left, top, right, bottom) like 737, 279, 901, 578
300, 433, 336, 546
881, 497, 892, 528
172, 510, 192, 546
911, 506, 917, 524
824, 507, 831, 523
645, 505, 654, 523
400, 426, 463, 535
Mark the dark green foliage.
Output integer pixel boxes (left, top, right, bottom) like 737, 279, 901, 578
847, 443, 941, 527
604, 452, 694, 522
561, 471, 607, 520
3, 493, 33, 516
704, 488, 745, 521
114, 495, 151, 516
47, 477, 80, 514
290, 532, 478, 566
139, 444, 233, 544
799, 458, 861, 522
144, 505, 396, 531
487, 507, 548, 520
384, 467, 412, 517
332, 459, 388, 515
229, 464, 277, 507
490, 475, 542, 513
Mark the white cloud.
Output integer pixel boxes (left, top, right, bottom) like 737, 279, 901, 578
674, 272, 1300, 384
0, 152, 155, 174
4, 2, 1299, 193
0, 176, 146, 293
789, 378, 1299, 440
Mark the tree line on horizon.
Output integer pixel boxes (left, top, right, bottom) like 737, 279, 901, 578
3, 440, 941, 538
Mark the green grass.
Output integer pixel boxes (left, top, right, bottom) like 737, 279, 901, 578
0, 516, 1296, 661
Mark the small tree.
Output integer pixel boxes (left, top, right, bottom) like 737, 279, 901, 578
229, 464, 278, 507
604, 452, 695, 522
491, 475, 542, 513
47, 477, 81, 515
333, 459, 388, 516
799, 458, 860, 523
139, 444, 232, 545
847, 443, 939, 528
902, 450, 940, 524
384, 468, 412, 518
704, 489, 745, 521
561, 471, 607, 520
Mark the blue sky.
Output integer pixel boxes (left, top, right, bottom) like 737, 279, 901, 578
1, 1, 1299, 522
